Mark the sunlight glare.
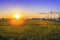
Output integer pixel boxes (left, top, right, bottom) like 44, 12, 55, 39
8, 13, 26, 27
14, 13, 21, 19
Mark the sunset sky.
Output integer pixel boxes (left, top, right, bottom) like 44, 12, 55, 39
0, 0, 60, 18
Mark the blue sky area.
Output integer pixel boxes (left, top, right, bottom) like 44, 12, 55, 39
0, 0, 60, 16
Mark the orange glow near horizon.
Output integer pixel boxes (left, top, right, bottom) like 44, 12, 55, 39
8, 13, 26, 27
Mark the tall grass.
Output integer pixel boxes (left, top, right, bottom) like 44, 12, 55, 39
0, 20, 60, 40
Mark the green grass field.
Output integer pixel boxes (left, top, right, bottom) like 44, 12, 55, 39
0, 20, 60, 40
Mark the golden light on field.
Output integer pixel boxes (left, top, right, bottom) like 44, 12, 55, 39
8, 13, 26, 27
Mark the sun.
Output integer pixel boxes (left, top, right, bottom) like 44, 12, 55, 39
14, 13, 21, 19
8, 13, 26, 27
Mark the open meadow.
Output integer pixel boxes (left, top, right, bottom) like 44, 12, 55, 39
0, 19, 60, 40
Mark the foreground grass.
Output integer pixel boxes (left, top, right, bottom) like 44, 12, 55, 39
0, 20, 60, 40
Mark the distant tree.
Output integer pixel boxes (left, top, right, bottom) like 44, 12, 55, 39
58, 17, 60, 20
42, 18, 46, 20
58, 14, 60, 20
